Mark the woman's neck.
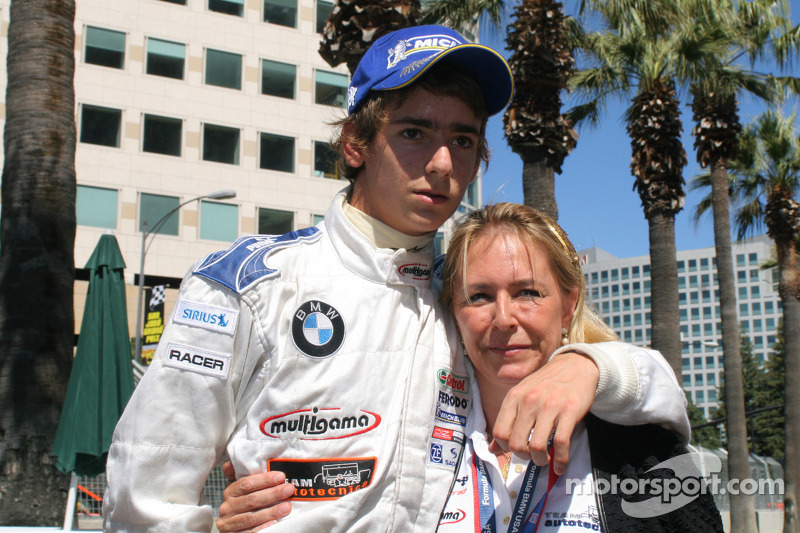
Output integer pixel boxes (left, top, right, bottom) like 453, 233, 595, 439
476, 377, 513, 437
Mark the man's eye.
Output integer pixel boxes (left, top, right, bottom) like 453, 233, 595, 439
402, 129, 421, 139
453, 136, 474, 148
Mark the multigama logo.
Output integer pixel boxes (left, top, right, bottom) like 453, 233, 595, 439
437, 369, 468, 393
397, 262, 431, 281
260, 407, 381, 440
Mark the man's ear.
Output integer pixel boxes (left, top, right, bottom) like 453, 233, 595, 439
342, 123, 365, 169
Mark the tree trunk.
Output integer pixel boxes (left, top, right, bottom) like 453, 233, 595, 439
777, 238, 800, 533
0, 0, 76, 525
647, 212, 681, 381
522, 156, 558, 220
709, 162, 757, 532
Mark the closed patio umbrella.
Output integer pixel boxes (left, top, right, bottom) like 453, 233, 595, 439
53, 233, 134, 477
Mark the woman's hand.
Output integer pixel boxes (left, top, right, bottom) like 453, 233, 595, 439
215, 460, 296, 532
490, 352, 599, 476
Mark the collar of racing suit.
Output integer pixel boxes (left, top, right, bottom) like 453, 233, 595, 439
325, 189, 437, 290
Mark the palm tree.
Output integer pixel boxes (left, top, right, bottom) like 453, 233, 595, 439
0, 0, 77, 525
683, 1, 798, 529
712, 110, 800, 533
503, 0, 577, 220
570, 0, 687, 379
319, 0, 422, 75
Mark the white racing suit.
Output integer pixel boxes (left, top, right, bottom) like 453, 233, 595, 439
104, 191, 689, 532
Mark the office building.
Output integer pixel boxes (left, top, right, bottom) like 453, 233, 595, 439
580, 235, 782, 417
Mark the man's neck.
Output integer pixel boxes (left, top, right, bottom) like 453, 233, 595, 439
343, 201, 435, 251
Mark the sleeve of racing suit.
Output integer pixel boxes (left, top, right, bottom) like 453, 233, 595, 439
550, 341, 691, 445
103, 274, 267, 532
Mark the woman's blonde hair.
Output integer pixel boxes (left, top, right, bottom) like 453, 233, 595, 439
439, 203, 617, 344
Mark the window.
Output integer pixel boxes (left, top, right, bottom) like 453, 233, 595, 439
632, 266, 640, 277
701, 274, 710, 287
601, 271, 609, 282
264, 0, 297, 27
315, 70, 348, 107
209, 0, 244, 16
696, 391, 705, 403
750, 269, 759, 281
621, 267, 629, 279
682, 358, 691, 371
147, 38, 185, 79
700, 258, 709, 270
140, 193, 179, 235
688, 259, 697, 271
159, 0, 186, 4
677, 260, 685, 273
611, 269, 619, 281
313, 214, 324, 226
261, 59, 296, 99
678, 277, 687, 289
679, 309, 687, 321
691, 308, 700, 320
206, 49, 242, 89
737, 254, 746, 267
314, 141, 337, 179
633, 281, 640, 293
739, 287, 748, 299
737, 271, 747, 283
752, 302, 761, 315
203, 124, 240, 164
317, 0, 334, 32
258, 207, 294, 234
77, 186, 118, 228
749, 252, 758, 264
260, 133, 294, 172
84, 26, 125, 69
708, 390, 717, 402
80, 105, 121, 147
683, 375, 691, 386
591, 272, 598, 283
739, 303, 749, 316
143, 114, 182, 156
751, 286, 761, 298
765, 301, 774, 314
201, 201, 239, 241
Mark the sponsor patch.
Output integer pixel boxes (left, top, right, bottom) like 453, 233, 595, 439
437, 368, 469, 394
292, 300, 345, 358
430, 428, 464, 469
163, 342, 231, 380
435, 405, 467, 427
439, 509, 467, 526
260, 407, 381, 440
437, 390, 469, 410
397, 262, 431, 281
173, 299, 238, 335
268, 457, 376, 501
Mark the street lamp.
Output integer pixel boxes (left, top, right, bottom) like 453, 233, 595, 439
134, 189, 237, 363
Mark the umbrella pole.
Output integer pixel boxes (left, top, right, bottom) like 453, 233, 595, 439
63, 471, 78, 531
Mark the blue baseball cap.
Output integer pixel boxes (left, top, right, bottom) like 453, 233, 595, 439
347, 25, 514, 117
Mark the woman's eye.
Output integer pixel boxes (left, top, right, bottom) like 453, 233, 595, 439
467, 293, 489, 304
519, 289, 541, 299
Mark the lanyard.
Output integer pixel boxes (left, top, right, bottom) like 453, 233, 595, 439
473, 447, 560, 533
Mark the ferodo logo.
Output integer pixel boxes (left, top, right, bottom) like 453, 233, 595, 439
437, 369, 468, 393
438, 391, 468, 410
398, 262, 431, 280
260, 407, 381, 440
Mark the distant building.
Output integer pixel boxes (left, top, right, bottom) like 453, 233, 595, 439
0, 0, 482, 342
579, 235, 781, 417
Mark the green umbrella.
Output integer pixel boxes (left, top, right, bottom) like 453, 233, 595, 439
53, 233, 134, 476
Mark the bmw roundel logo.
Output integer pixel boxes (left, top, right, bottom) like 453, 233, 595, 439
292, 300, 345, 358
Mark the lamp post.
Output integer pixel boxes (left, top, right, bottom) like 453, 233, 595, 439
134, 189, 236, 363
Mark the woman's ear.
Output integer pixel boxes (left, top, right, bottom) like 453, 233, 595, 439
562, 288, 580, 328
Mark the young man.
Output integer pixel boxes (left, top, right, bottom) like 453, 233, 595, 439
104, 25, 689, 532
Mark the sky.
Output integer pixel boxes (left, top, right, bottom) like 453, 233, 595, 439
478, 0, 800, 259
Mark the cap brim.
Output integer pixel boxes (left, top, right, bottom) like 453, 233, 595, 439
374, 44, 514, 117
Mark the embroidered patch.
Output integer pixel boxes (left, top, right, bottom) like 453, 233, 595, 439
268, 457, 376, 500
260, 407, 381, 440
173, 300, 238, 335
291, 300, 345, 358
162, 342, 231, 380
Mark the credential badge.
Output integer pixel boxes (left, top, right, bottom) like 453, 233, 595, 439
292, 300, 345, 358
